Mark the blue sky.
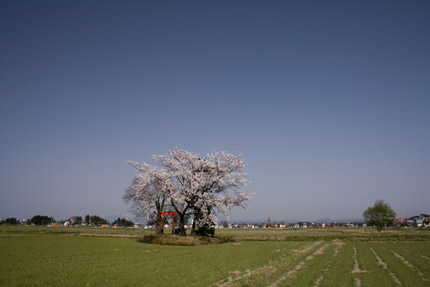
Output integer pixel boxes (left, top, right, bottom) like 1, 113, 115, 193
1, 1, 429, 222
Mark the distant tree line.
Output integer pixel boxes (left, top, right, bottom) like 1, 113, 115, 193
112, 218, 134, 227
30, 215, 54, 225
0, 215, 54, 225
1, 215, 129, 226
84, 214, 108, 225
1, 217, 18, 225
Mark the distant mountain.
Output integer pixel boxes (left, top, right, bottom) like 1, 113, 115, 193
229, 218, 299, 224
104, 214, 143, 224
229, 217, 364, 224
313, 217, 363, 223
313, 217, 333, 223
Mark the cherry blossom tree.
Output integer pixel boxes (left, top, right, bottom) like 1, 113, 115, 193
154, 149, 253, 236
124, 162, 173, 234
125, 148, 253, 236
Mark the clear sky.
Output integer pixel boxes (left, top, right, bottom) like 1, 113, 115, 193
1, 1, 429, 222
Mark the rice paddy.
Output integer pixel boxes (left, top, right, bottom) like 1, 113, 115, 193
1, 226, 429, 286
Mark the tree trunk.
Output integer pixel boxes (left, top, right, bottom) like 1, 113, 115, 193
170, 201, 188, 236
155, 198, 166, 235
155, 212, 163, 235
178, 213, 186, 236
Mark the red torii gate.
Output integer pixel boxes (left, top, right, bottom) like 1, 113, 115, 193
160, 210, 177, 233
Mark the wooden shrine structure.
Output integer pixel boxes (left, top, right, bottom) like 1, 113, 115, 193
160, 210, 177, 233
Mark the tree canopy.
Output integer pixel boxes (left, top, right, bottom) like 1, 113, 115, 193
30, 215, 53, 225
124, 148, 254, 236
113, 218, 134, 227
4, 217, 18, 225
84, 215, 107, 225
363, 200, 396, 232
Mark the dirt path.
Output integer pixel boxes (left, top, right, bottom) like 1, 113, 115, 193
214, 240, 351, 287
214, 241, 323, 287
313, 240, 345, 287
270, 242, 332, 287
392, 250, 428, 280
79, 233, 138, 238
351, 246, 368, 273
370, 247, 402, 286
313, 268, 329, 287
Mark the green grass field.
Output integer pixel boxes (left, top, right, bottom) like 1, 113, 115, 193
1, 226, 429, 286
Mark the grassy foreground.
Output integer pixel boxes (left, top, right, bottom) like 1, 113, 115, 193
1, 226, 429, 286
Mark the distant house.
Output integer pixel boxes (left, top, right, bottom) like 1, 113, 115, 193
298, 222, 310, 228
394, 217, 407, 227
69, 216, 83, 225
406, 215, 430, 228
420, 214, 430, 228
407, 216, 421, 227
